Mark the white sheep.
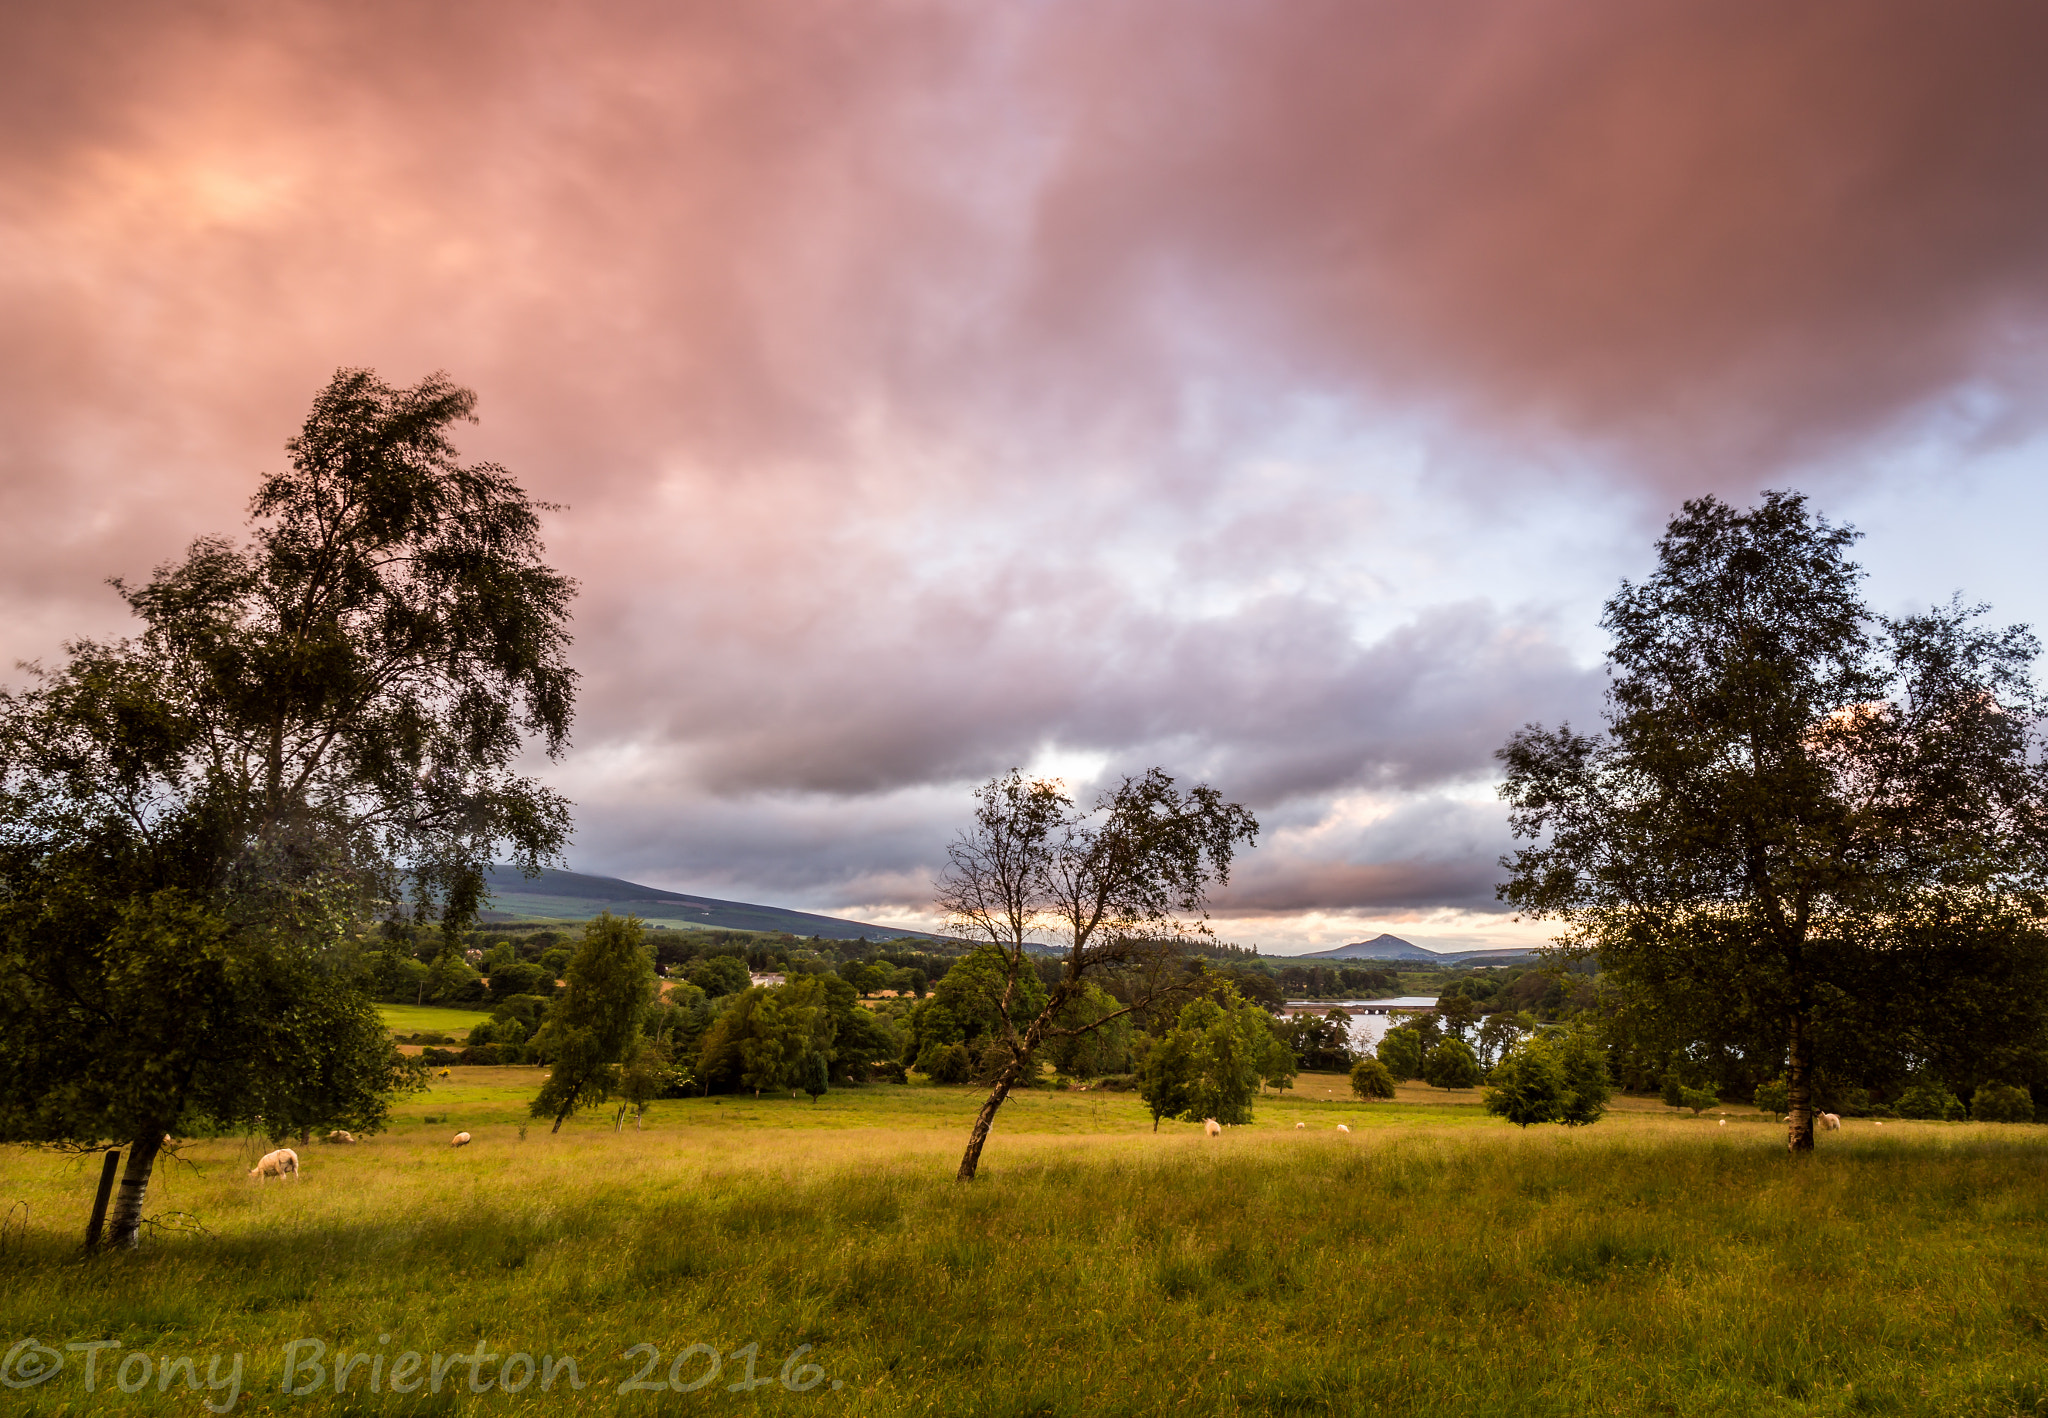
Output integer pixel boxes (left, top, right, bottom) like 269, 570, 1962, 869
1820, 1112, 1841, 1132
1295, 1122, 1306, 1129
325, 1130, 356, 1145
1336, 1124, 1351, 1134
451, 1131, 472, 1147
1718, 1119, 1726, 1126
249, 1148, 299, 1181
1203, 1118, 1221, 1138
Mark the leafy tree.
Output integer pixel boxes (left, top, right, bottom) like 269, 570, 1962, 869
614, 1040, 675, 1129
1350, 1056, 1397, 1101
1971, 1083, 2034, 1123
936, 769, 1258, 1179
1476, 1011, 1532, 1070
1376, 1027, 1423, 1081
1423, 1037, 1483, 1089
486, 960, 547, 1002
0, 369, 571, 1244
1484, 1043, 1567, 1127
1483, 1029, 1611, 1128
1259, 1029, 1300, 1095
1754, 1078, 1789, 1114
1553, 1028, 1615, 1125
1499, 492, 2048, 1152
530, 914, 655, 1131
1137, 1030, 1198, 1131
688, 955, 751, 998
1276, 1011, 1353, 1072
1896, 1078, 1966, 1121
1043, 983, 1134, 1079
1678, 1086, 1719, 1116
918, 1041, 974, 1084
1438, 994, 1481, 1042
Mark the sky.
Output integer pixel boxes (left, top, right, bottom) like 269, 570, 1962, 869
6, 0, 2048, 953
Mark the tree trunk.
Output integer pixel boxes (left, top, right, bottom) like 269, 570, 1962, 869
105, 1129, 164, 1250
551, 1109, 567, 1135
957, 1059, 1023, 1182
83, 1149, 122, 1252
1786, 1009, 1815, 1154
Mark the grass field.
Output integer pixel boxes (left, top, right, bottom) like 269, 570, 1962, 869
3, 1076, 2047, 1416
377, 1003, 496, 1037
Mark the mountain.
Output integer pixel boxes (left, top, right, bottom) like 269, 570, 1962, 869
1296, 934, 1439, 961
1292, 933, 1540, 966
480, 865, 946, 942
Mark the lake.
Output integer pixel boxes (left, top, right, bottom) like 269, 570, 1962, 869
1278, 996, 1439, 1052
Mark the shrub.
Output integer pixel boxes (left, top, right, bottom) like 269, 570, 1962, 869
1971, 1083, 2036, 1124
1897, 1078, 1966, 1121
872, 1059, 908, 1084
1377, 1028, 1422, 1081
918, 1042, 973, 1085
1753, 1078, 1789, 1114
1679, 1086, 1718, 1116
1660, 1074, 1685, 1109
1350, 1056, 1397, 1101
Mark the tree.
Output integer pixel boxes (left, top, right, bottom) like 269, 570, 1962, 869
1971, 1083, 2034, 1123
0, 368, 572, 1244
530, 914, 654, 1132
1896, 1078, 1966, 1120
1377, 1027, 1422, 1081
1499, 492, 2048, 1153
1476, 1011, 1532, 1070
1350, 1056, 1397, 1101
1423, 1037, 1483, 1089
1484, 1042, 1566, 1127
1754, 1078, 1789, 1114
1678, 1086, 1718, 1116
615, 1040, 675, 1129
936, 769, 1258, 1179
1137, 1031, 1198, 1131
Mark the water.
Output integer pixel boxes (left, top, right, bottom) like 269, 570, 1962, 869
1278, 997, 1439, 1053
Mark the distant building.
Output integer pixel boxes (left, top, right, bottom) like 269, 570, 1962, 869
749, 972, 786, 988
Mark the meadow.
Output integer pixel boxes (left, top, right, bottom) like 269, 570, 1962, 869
2, 1074, 2047, 1416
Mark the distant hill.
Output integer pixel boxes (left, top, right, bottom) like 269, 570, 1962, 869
1292, 933, 1539, 966
481, 865, 947, 942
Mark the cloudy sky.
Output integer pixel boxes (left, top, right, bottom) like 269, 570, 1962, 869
8, 1, 2048, 953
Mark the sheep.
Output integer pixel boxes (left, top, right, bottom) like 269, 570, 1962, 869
249, 1148, 299, 1182
1203, 1118, 1221, 1138
1718, 1119, 1727, 1126
1295, 1122, 1306, 1129
451, 1132, 472, 1147
325, 1130, 356, 1144
1820, 1112, 1841, 1131
1336, 1124, 1351, 1134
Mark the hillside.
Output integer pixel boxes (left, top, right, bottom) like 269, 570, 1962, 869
481, 865, 946, 942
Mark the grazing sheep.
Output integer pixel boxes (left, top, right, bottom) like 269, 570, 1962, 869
325, 1130, 356, 1144
1874, 1121, 1884, 1127
451, 1132, 471, 1147
1820, 1112, 1841, 1132
1336, 1124, 1351, 1134
1295, 1122, 1306, 1129
1718, 1119, 1727, 1126
249, 1148, 299, 1181
1203, 1118, 1221, 1138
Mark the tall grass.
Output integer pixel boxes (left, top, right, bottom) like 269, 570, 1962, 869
2, 1076, 2045, 1415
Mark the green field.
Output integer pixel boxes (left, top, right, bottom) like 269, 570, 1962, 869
3, 1077, 2047, 1415
377, 1003, 496, 1037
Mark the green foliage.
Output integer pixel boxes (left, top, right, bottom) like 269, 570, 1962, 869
1679, 1086, 1719, 1116
1497, 492, 2048, 1150
687, 955, 751, 999
1423, 1037, 1483, 1090
1971, 1083, 2035, 1123
917, 1041, 973, 1085
1484, 1029, 1612, 1128
1377, 1027, 1423, 1081
698, 976, 840, 1096
1754, 1077, 1789, 1114
529, 914, 655, 1130
1134, 991, 1274, 1128
1350, 1056, 1397, 1101
1277, 1011, 1353, 1072
1897, 1078, 1967, 1121
1043, 984, 1134, 1079
1484, 1042, 1567, 1127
